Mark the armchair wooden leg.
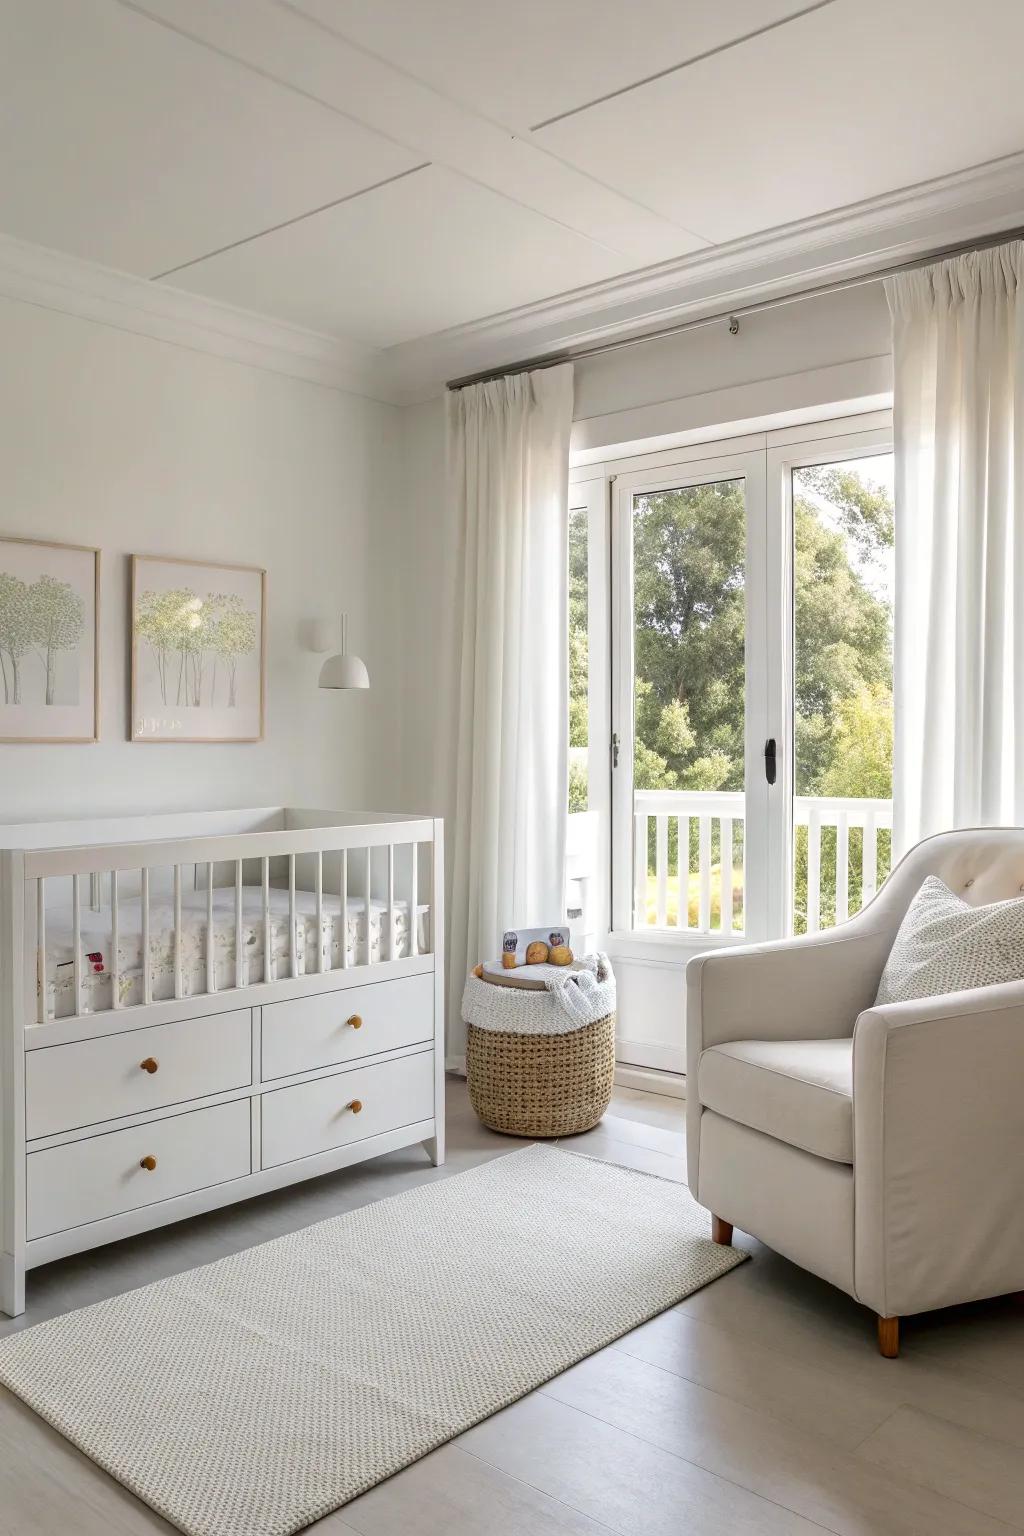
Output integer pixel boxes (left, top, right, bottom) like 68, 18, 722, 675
877, 1315, 900, 1358
711, 1215, 733, 1246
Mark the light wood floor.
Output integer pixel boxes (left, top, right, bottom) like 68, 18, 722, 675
2, 1080, 1023, 1536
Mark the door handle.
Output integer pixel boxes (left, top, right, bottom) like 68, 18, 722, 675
764, 738, 777, 786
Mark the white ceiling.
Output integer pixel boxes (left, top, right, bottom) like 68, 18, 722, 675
2, 0, 1024, 370
538, 0, 1024, 243
0, 0, 417, 275
306, 0, 813, 133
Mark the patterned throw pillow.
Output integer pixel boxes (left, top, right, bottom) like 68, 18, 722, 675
876, 875, 1024, 1005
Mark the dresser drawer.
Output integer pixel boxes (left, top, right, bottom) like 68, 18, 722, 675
26, 1010, 253, 1141
261, 1050, 434, 1169
261, 973, 433, 1082
27, 1098, 251, 1240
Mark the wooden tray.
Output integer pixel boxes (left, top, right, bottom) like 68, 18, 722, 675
478, 958, 582, 991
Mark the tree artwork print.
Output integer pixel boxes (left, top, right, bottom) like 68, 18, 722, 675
135, 589, 258, 709
131, 557, 265, 742
0, 537, 98, 743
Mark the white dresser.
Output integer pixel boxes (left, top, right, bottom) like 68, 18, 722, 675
13, 968, 442, 1304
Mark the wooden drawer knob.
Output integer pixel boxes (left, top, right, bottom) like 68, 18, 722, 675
139, 1057, 159, 1074
139, 1155, 157, 1171
347, 1099, 363, 1114
346, 1014, 363, 1030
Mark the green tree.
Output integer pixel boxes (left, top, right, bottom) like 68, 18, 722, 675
565, 463, 895, 929
30, 574, 84, 705
632, 480, 746, 795
136, 588, 195, 705
0, 572, 33, 704
568, 504, 590, 812
209, 592, 258, 707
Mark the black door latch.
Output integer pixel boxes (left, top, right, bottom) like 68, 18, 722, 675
764, 738, 777, 785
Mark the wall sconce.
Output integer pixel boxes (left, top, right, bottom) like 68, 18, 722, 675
312, 613, 370, 691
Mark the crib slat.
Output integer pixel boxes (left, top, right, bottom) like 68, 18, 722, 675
206, 863, 216, 995
111, 870, 120, 1009
409, 843, 418, 959
339, 848, 348, 970
173, 864, 183, 999
72, 873, 83, 1017
234, 860, 243, 989
364, 847, 372, 965
387, 843, 395, 962
37, 877, 46, 1025
316, 851, 324, 973
141, 867, 152, 1005
288, 854, 297, 979
262, 857, 271, 984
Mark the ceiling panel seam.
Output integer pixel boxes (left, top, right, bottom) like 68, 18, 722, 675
115, 0, 421, 160
530, 0, 839, 130
150, 163, 431, 281
120, 0, 710, 260
276, 0, 712, 253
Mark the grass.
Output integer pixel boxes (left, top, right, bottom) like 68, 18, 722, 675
640, 864, 744, 932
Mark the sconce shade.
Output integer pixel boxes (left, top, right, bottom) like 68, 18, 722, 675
318, 651, 370, 690
318, 612, 370, 690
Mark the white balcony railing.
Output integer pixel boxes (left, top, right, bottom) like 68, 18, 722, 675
633, 790, 893, 936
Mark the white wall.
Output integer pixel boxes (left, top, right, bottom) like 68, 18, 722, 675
573, 282, 892, 457
0, 296, 404, 822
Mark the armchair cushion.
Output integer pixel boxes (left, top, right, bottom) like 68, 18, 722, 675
697, 1038, 853, 1163
876, 874, 1024, 1005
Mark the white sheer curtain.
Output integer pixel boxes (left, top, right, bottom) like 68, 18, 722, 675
445, 363, 574, 1064
886, 242, 1024, 854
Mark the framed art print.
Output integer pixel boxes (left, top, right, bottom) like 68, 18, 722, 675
0, 535, 99, 743
131, 555, 266, 742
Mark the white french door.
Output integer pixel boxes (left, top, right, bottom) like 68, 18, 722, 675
607, 413, 893, 964
611, 446, 775, 947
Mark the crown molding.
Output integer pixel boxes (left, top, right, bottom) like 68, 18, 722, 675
4, 151, 1024, 413
0, 234, 396, 403
379, 150, 1024, 402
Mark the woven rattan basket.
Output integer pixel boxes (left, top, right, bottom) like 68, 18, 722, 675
466, 1010, 616, 1138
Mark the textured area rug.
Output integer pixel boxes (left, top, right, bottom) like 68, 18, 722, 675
0, 1145, 745, 1536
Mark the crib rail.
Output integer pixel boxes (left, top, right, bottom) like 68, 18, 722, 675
23, 818, 438, 1027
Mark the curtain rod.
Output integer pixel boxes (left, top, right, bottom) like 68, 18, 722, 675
446, 224, 1024, 391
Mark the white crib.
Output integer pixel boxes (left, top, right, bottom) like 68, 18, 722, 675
0, 806, 445, 1316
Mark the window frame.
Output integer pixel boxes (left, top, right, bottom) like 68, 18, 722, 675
573, 408, 893, 965
766, 416, 895, 935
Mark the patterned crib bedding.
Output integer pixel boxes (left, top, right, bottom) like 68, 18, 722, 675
43, 885, 430, 1018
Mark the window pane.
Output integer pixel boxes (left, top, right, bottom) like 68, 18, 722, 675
568, 502, 589, 814
792, 454, 894, 934
632, 478, 745, 933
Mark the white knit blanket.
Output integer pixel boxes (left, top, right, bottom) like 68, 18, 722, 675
462, 953, 616, 1035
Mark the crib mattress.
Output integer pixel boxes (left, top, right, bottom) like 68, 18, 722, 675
42, 885, 430, 1018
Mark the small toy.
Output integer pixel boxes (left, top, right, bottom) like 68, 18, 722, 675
501, 925, 570, 967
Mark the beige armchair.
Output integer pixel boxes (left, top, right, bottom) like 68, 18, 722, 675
686, 827, 1024, 1356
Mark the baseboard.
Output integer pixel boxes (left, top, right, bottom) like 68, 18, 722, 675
614, 1063, 687, 1099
